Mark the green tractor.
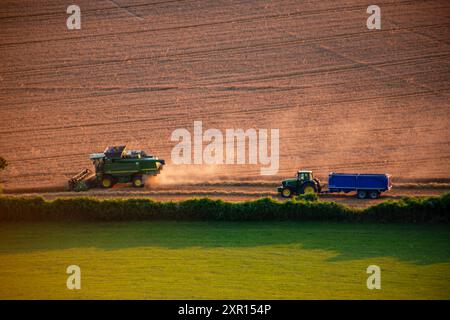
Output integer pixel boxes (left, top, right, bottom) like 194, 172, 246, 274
277, 170, 322, 198
68, 145, 165, 190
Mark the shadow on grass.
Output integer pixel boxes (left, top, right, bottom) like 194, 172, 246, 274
0, 221, 449, 265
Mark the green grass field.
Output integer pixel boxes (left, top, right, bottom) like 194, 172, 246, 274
0, 221, 449, 299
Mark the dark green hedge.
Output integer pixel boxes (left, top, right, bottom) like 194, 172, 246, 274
0, 193, 448, 223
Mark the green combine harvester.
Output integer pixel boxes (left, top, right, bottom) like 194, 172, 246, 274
68, 146, 165, 191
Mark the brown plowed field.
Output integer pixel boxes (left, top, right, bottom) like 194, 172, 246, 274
1, 1, 449, 195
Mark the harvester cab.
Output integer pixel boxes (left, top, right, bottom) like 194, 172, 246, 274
68, 145, 165, 191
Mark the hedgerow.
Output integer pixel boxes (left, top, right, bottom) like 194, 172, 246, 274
0, 193, 448, 223
295, 193, 319, 202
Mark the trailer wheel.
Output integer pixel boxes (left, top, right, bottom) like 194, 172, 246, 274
101, 176, 114, 188
132, 175, 145, 188
281, 188, 292, 198
357, 190, 367, 199
369, 190, 380, 199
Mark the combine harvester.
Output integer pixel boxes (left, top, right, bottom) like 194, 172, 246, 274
277, 170, 392, 199
68, 146, 165, 191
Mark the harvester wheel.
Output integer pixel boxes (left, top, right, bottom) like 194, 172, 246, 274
101, 176, 114, 188
132, 175, 144, 188
281, 188, 292, 198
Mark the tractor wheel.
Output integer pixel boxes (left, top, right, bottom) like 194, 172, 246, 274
300, 182, 317, 194
132, 175, 145, 188
369, 190, 380, 199
357, 190, 367, 199
281, 188, 292, 198
101, 176, 114, 188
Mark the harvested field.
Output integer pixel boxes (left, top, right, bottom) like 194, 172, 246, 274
0, 0, 449, 193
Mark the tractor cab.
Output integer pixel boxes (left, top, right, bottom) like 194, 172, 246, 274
297, 170, 313, 182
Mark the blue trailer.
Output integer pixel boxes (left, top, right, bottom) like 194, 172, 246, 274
327, 173, 392, 199
277, 170, 392, 199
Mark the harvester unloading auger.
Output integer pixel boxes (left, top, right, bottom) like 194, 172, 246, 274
68, 146, 165, 191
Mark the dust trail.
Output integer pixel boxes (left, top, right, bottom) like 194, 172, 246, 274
153, 181, 278, 188
147, 168, 279, 187
145, 164, 289, 188
146, 165, 281, 186
146, 165, 228, 187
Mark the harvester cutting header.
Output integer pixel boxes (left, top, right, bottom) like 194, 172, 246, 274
69, 146, 165, 191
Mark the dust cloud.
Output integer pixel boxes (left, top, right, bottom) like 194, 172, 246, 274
145, 165, 222, 187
